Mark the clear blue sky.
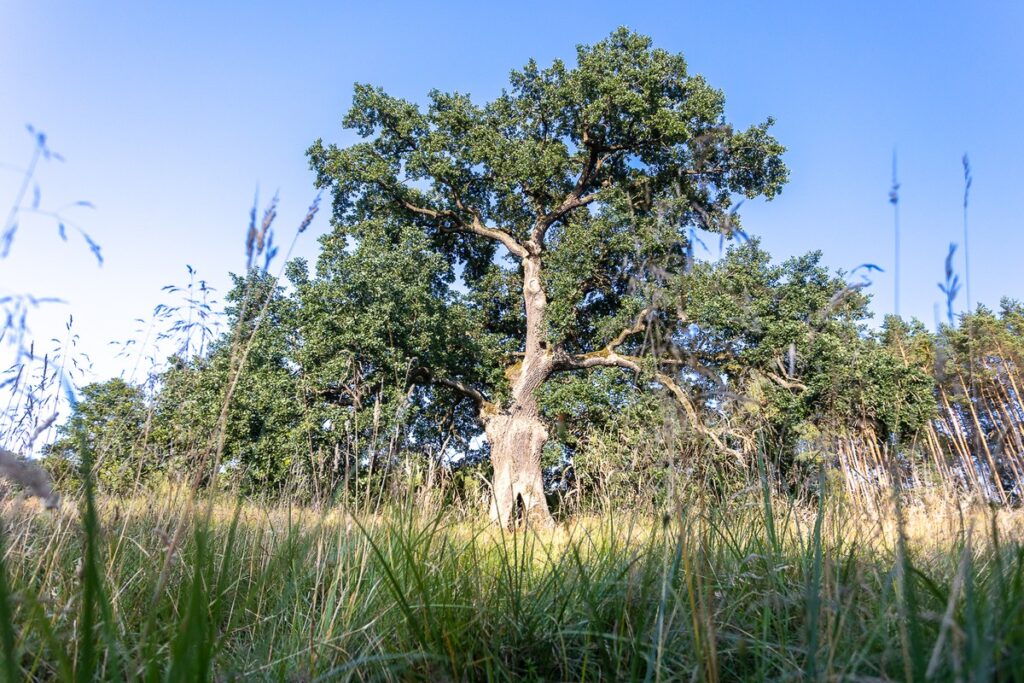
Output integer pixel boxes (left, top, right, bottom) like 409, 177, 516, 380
2, 1, 1022, 385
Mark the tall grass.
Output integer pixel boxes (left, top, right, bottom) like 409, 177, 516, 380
827, 311, 1024, 509
2, 485, 1024, 680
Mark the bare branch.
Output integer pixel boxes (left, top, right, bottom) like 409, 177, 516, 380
547, 300, 746, 460
531, 135, 625, 245
532, 191, 601, 246
553, 307, 653, 374
468, 213, 529, 259
558, 350, 643, 373
607, 307, 653, 349
401, 198, 528, 259
551, 351, 743, 460
418, 368, 490, 411
400, 200, 449, 221
652, 372, 743, 458
767, 372, 807, 391
683, 167, 725, 176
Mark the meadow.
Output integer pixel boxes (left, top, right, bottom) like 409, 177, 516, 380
4, 27, 1024, 682
1, 482, 1023, 681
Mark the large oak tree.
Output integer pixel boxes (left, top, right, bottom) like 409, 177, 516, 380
308, 29, 788, 526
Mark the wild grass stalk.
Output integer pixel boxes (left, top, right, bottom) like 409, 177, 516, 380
4, 473, 1024, 679
890, 149, 901, 317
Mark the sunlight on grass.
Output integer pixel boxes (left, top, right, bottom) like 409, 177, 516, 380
1, 489, 1022, 680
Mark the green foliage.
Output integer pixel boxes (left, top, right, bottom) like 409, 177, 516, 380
296, 27, 796, 505
44, 378, 150, 493
526, 238, 939, 505
929, 300, 1024, 493
42, 232, 944, 506
307, 26, 788, 393
295, 220, 493, 456
151, 270, 306, 493
679, 240, 936, 470
38, 29, 993, 510
537, 370, 685, 508
937, 299, 1024, 386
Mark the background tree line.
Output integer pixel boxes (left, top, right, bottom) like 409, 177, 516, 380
44, 235, 1020, 511
41, 30, 1024, 515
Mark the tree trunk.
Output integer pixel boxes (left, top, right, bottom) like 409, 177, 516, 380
483, 252, 555, 529
484, 408, 551, 528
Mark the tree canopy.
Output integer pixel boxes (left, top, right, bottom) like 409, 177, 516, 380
305, 28, 791, 524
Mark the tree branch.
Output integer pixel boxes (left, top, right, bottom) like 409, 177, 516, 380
548, 304, 745, 459
767, 371, 807, 391
417, 368, 490, 411
607, 307, 653, 349
400, 198, 528, 259
530, 135, 623, 245
558, 350, 643, 373
534, 193, 600, 244
552, 349, 742, 458
553, 307, 652, 373
400, 200, 449, 220
468, 213, 529, 259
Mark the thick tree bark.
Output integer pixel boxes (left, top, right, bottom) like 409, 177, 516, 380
483, 252, 555, 528
484, 407, 550, 528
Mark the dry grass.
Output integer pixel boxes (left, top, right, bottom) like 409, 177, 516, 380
1, 485, 1023, 680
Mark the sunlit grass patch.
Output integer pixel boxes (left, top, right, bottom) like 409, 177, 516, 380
0, 490, 1022, 680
